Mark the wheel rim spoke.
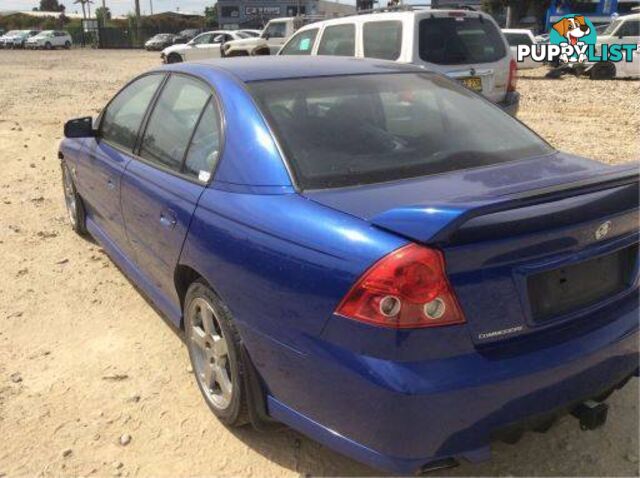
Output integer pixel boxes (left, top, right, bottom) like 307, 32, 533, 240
201, 306, 215, 336
215, 364, 232, 400
191, 326, 208, 352
211, 335, 227, 358
202, 362, 216, 390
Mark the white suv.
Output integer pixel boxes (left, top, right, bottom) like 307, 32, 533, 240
223, 17, 312, 57
161, 30, 247, 63
25, 30, 72, 49
279, 8, 519, 115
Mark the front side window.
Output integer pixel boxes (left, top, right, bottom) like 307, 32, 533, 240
192, 33, 214, 45
419, 17, 506, 65
139, 75, 211, 171
264, 22, 287, 39
280, 28, 319, 55
250, 73, 552, 189
317, 24, 355, 56
100, 74, 164, 151
618, 20, 639, 37
363, 21, 402, 60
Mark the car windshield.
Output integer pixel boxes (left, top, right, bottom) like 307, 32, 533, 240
419, 16, 506, 65
602, 19, 622, 35
249, 73, 553, 189
4, 30, 19, 36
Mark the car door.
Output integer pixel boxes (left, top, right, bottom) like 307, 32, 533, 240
120, 73, 221, 304
77, 73, 165, 253
263, 21, 289, 54
317, 23, 357, 57
184, 33, 222, 61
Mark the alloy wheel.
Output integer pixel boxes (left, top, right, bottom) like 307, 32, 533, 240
187, 297, 233, 410
62, 167, 77, 228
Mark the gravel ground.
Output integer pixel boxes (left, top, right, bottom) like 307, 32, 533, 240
0, 49, 638, 477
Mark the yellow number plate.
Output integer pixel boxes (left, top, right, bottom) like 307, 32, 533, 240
460, 77, 482, 92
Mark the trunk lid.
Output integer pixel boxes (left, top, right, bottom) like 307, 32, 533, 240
305, 153, 639, 345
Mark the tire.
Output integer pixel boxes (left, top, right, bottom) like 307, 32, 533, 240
45, 42, 52, 50
184, 281, 249, 427
64, 41, 71, 49
167, 53, 182, 64
61, 162, 87, 236
590, 62, 615, 80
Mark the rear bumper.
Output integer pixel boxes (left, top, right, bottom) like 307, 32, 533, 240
499, 91, 520, 116
257, 292, 639, 474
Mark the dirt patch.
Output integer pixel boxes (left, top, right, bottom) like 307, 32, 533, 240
0, 49, 638, 477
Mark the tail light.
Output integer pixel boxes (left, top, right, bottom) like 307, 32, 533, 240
507, 58, 518, 92
335, 244, 466, 329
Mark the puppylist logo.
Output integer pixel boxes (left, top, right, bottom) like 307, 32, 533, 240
516, 14, 637, 65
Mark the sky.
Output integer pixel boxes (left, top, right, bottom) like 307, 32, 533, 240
0, 0, 357, 16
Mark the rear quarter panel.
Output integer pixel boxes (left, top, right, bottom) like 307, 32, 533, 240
178, 190, 406, 348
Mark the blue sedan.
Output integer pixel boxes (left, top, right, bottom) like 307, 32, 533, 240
59, 57, 639, 474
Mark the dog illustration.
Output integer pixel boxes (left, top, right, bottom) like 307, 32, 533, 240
553, 16, 591, 63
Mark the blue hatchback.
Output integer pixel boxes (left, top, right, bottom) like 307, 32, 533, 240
59, 57, 639, 474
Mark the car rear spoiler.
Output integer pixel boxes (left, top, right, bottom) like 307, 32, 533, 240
370, 166, 640, 245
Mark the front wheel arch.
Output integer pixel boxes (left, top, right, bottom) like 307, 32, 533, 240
167, 52, 183, 63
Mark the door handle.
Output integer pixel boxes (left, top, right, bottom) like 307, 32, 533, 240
159, 211, 177, 229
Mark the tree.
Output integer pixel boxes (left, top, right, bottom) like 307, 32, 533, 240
95, 6, 111, 23
204, 5, 218, 28
481, 0, 552, 29
36, 0, 66, 12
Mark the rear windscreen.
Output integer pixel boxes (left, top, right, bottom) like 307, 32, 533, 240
249, 73, 553, 189
419, 17, 506, 65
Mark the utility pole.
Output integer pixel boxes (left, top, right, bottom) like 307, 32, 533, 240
134, 0, 141, 18
506, 5, 513, 28
149, 0, 153, 15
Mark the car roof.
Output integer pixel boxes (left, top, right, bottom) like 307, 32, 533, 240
502, 28, 533, 33
187, 56, 424, 82
295, 8, 490, 30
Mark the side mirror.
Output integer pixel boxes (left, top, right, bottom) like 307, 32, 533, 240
263, 32, 270, 40
64, 117, 95, 138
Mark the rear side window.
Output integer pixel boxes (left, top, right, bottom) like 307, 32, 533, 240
280, 28, 319, 55
317, 24, 355, 56
139, 75, 211, 171
504, 32, 533, 46
419, 17, 506, 65
101, 74, 163, 151
363, 21, 402, 60
618, 20, 639, 37
184, 100, 222, 180
249, 73, 552, 189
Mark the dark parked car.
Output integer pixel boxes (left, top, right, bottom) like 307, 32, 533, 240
144, 33, 177, 51
173, 28, 202, 44
59, 57, 639, 475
